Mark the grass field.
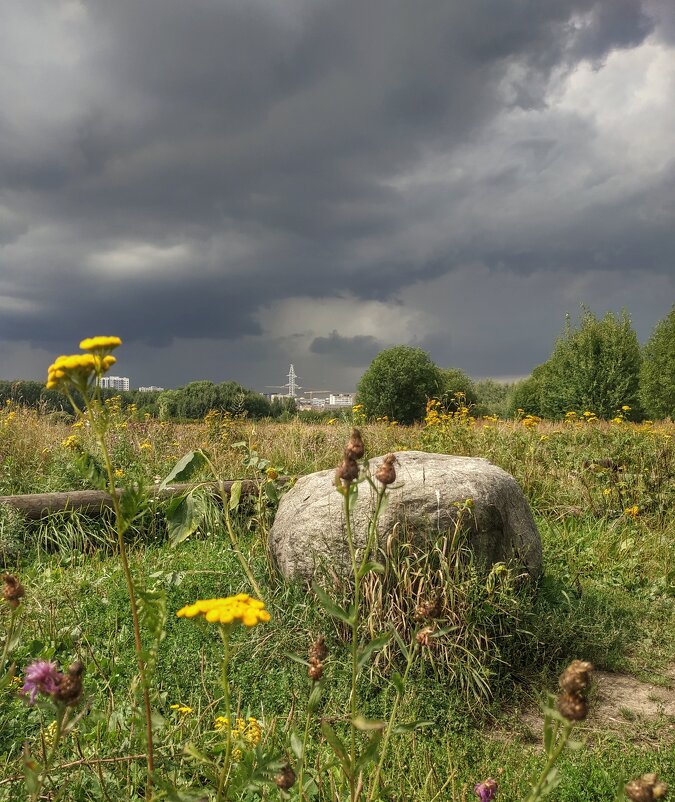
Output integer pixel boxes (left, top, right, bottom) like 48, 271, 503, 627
1, 402, 673, 801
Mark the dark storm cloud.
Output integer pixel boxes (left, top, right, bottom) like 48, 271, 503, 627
0, 0, 671, 386
310, 331, 382, 365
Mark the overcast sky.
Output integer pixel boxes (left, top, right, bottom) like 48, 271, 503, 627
1, 0, 674, 392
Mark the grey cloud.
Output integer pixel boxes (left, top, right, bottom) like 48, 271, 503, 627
0, 0, 670, 387
309, 331, 382, 365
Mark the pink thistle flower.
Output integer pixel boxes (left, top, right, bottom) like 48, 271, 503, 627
21, 660, 62, 704
474, 778, 498, 802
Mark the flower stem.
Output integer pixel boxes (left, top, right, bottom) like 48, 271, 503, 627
30, 706, 69, 802
84, 397, 155, 798
524, 721, 572, 802
216, 627, 233, 802
368, 640, 418, 802
0, 606, 19, 668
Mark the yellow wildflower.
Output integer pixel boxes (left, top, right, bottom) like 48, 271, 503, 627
43, 720, 58, 748
139, 441, 152, 450
327, 418, 338, 425
114, 469, 124, 478
176, 594, 270, 627
62, 435, 79, 449
170, 703, 193, 715
624, 505, 639, 519
79, 336, 122, 352
621, 405, 631, 412
266, 468, 279, 481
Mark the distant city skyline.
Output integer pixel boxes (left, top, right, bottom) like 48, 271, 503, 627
1, 2, 673, 390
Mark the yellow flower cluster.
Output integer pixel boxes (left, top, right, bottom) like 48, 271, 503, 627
176, 594, 270, 627
424, 398, 476, 429
624, 505, 639, 519
214, 716, 262, 748
80, 336, 122, 351
46, 336, 122, 391
170, 703, 193, 715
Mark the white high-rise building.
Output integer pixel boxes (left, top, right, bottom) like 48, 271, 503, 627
100, 376, 130, 391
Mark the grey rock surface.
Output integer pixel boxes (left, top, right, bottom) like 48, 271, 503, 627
270, 451, 542, 582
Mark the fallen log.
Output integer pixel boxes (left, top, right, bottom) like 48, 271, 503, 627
0, 478, 290, 521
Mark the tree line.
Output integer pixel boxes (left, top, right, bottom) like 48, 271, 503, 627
0, 379, 296, 421
356, 306, 675, 423
2, 306, 672, 424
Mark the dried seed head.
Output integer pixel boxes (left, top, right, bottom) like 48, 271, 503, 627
559, 660, 593, 696
307, 660, 324, 682
625, 774, 668, 802
556, 692, 588, 722
275, 764, 296, 791
335, 456, 359, 488
415, 596, 443, 620
416, 625, 435, 648
54, 661, 84, 707
344, 428, 365, 460
2, 574, 25, 608
309, 636, 328, 663
375, 453, 397, 485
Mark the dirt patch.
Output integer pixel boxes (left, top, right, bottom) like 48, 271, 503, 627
516, 666, 675, 745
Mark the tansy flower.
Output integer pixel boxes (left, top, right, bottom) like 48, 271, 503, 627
79, 336, 122, 352
176, 594, 270, 627
624, 505, 639, 519
170, 703, 193, 715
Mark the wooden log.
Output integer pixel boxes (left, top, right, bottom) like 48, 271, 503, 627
0, 478, 289, 521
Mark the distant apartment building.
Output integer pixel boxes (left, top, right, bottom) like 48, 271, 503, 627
329, 393, 354, 407
138, 385, 165, 392
99, 376, 130, 392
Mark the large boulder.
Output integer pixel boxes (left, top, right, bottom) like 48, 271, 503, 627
270, 451, 542, 582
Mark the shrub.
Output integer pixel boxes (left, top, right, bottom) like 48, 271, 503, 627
538, 309, 642, 419
356, 346, 442, 424
640, 305, 675, 419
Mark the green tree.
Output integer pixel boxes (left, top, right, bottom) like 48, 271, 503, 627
356, 346, 441, 424
439, 367, 478, 408
474, 378, 513, 417
538, 309, 642, 419
640, 306, 675, 419
507, 370, 545, 417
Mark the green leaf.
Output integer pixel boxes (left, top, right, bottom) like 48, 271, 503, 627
358, 560, 385, 578
355, 731, 382, 770
183, 743, 212, 764
391, 672, 405, 695
167, 491, 208, 547
264, 481, 278, 503
308, 683, 323, 713
229, 479, 242, 511
391, 629, 411, 662
118, 482, 146, 534
392, 720, 433, 734
160, 450, 208, 491
290, 730, 304, 761
311, 582, 355, 625
347, 481, 359, 512
352, 715, 385, 731
282, 652, 311, 668
357, 632, 391, 672
320, 723, 351, 773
